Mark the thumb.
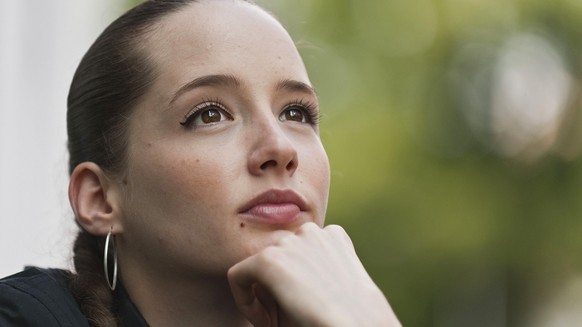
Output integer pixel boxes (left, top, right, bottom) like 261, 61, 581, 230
228, 264, 275, 327
254, 284, 279, 327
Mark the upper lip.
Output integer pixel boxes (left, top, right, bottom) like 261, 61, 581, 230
238, 189, 308, 213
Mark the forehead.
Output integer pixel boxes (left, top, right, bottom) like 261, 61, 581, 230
143, 0, 309, 91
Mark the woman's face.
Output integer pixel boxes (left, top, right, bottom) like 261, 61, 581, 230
116, 0, 330, 277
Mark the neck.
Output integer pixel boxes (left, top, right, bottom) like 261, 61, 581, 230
121, 267, 251, 327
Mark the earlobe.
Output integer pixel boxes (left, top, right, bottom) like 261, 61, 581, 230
69, 162, 122, 236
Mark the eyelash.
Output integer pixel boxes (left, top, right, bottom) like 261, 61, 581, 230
179, 98, 321, 127
283, 98, 321, 126
179, 98, 230, 127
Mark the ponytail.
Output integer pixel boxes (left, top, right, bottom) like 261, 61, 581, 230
68, 231, 117, 326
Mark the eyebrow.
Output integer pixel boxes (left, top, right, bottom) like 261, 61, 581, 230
276, 79, 318, 97
169, 74, 317, 106
169, 74, 241, 105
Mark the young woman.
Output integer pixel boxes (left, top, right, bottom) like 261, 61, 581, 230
0, 0, 401, 326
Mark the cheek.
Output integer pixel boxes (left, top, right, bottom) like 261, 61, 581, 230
118, 144, 243, 270
307, 142, 330, 185
299, 143, 331, 220
122, 144, 237, 225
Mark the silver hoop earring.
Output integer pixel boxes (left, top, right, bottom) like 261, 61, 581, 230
104, 228, 118, 291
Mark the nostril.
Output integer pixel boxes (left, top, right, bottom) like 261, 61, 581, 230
260, 160, 277, 170
285, 160, 296, 171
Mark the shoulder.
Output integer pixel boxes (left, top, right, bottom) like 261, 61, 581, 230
0, 267, 89, 327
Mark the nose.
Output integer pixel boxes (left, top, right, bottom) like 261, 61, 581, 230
247, 117, 298, 177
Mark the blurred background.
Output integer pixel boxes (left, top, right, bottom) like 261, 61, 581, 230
3, 0, 582, 326
0, 0, 125, 281
264, 0, 582, 326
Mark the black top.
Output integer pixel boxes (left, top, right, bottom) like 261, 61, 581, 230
0, 267, 149, 327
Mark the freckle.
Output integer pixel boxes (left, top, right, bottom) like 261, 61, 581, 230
196, 159, 200, 163
240, 222, 245, 228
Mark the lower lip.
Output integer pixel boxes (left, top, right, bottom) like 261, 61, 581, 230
241, 203, 301, 225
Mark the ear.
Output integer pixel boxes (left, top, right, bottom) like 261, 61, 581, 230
69, 162, 123, 236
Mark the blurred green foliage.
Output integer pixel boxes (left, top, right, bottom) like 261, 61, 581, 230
126, 0, 582, 325
266, 0, 582, 326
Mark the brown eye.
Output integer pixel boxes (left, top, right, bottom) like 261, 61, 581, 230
200, 108, 222, 123
180, 101, 232, 127
280, 107, 306, 123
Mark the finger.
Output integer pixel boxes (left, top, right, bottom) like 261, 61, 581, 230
228, 247, 281, 295
238, 289, 272, 327
294, 221, 322, 237
324, 224, 356, 250
254, 284, 279, 327
229, 255, 281, 327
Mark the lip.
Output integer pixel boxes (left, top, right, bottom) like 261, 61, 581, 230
238, 189, 308, 225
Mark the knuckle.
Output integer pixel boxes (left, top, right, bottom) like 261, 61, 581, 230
275, 233, 295, 247
325, 224, 353, 245
226, 265, 237, 278
324, 224, 346, 234
297, 221, 321, 235
256, 247, 287, 275
257, 246, 284, 266
258, 246, 278, 261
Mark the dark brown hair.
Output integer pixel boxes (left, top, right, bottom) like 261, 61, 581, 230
66, 1, 214, 325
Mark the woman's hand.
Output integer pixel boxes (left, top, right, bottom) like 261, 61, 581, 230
227, 222, 401, 327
